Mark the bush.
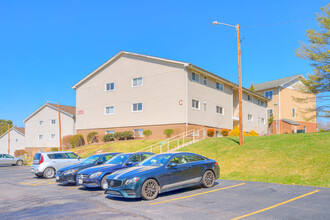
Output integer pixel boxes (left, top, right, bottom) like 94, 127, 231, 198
14, 149, 26, 157
229, 126, 246, 136
50, 147, 59, 151
114, 132, 124, 140
248, 129, 258, 136
143, 130, 152, 138
221, 129, 229, 137
207, 129, 215, 137
103, 133, 115, 142
70, 134, 85, 148
319, 129, 325, 132
122, 131, 133, 140
163, 129, 174, 138
87, 132, 98, 144
62, 135, 73, 149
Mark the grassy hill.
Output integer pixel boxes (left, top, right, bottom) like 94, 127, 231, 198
179, 132, 330, 187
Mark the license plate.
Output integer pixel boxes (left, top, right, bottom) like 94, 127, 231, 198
78, 179, 83, 184
56, 176, 59, 180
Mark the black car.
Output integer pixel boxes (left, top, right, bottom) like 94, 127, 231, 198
105, 152, 220, 200
55, 152, 120, 185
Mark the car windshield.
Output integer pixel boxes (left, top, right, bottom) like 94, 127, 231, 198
139, 154, 172, 166
105, 154, 130, 165
80, 155, 102, 165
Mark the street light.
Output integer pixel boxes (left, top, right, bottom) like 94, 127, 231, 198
212, 20, 244, 145
47, 101, 62, 150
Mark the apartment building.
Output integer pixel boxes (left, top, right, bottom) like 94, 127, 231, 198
23, 103, 76, 151
73, 51, 268, 139
0, 127, 25, 155
255, 75, 317, 134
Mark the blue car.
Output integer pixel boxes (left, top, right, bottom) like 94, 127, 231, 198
55, 152, 120, 185
76, 152, 154, 189
104, 152, 220, 200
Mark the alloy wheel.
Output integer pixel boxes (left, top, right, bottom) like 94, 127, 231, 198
141, 179, 159, 200
202, 170, 215, 188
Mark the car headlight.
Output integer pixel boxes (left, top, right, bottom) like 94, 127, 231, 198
125, 177, 140, 185
89, 172, 102, 179
63, 169, 78, 175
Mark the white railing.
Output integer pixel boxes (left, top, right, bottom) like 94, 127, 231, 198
137, 128, 206, 154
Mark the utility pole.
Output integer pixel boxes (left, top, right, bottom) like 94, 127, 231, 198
58, 102, 62, 151
7, 124, 10, 154
212, 21, 244, 145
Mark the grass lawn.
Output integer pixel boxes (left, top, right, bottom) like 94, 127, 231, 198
178, 132, 330, 188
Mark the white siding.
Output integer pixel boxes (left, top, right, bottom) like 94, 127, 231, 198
0, 130, 25, 155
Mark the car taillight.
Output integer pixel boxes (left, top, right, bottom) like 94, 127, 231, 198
39, 154, 44, 164
215, 162, 218, 165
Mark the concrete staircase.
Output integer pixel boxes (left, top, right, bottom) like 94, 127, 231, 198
168, 139, 201, 152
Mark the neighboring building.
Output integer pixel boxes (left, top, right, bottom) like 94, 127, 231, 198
255, 75, 317, 134
0, 127, 25, 155
73, 51, 268, 139
23, 103, 76, 151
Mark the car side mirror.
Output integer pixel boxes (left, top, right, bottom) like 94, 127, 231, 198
168, 162, 177, 168
126, 161, 133, 166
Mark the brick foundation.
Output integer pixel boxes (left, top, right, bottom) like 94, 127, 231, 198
270, 120, 317, 134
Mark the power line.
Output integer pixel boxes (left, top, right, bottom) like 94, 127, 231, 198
241, 19, 313, 28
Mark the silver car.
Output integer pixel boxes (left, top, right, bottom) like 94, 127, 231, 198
31, 151, 82, 179
0, 154, 24, 166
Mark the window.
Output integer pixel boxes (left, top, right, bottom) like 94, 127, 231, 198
247, 95, 253, 102
248, 114, 253, 121
292, 108, 296, 118
203, 102, 207, 111
261, 118, 265, 125
105, 106, 115, 115
65, 152, 78, 159
265, 90, 273, 100
53, 153, 65, 159
216, 82, 224, 91
169, 155, 189, 165
105, 130, 114, 134
141, 153, 153, 161
267, 109, 273, 118
127, 154, 141, 163
16, 139, 19, 143
192, 72, 200, 83
50, 134, 56, 139
186, 154, 206, 162
216, 106, 224, 115
132, 77, 143, 87
203, 76, 207, 85
132, 103, 143, 112
4, 154, 14, 158
39, 120, 43, 126
105, 82, 115, 91
192, 99, 200, 110
258, 100, 264, 106
133, 129, 144, 137
38, 135, 44, 140
51, 119, 56, 125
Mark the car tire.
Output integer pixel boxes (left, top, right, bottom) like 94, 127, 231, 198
141, 179, 159, 200
101, 174, 110, 190
43, 167, 56, 179
201, 170, 215, 188
16, 160, 23, 166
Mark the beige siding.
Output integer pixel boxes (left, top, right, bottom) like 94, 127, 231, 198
0, 130, 25, 155
25, 106, 75, 148
187, 71, 233, 129
257, 87, 280, 119
75, 55, 187, 130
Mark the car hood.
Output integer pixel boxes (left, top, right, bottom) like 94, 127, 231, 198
78, 163, 122, 174
58, 163, 92, 172
110, 165, 161, 180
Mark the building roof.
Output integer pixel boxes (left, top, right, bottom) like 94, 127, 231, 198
72, 51, 269, 101
15, 127, 25, 135
254, 75, 304, 91
0, 127, 25, 139
282, 119, 301, 125
23, 103, 76, 123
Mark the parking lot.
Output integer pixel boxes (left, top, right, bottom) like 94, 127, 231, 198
0, 165, 328, 220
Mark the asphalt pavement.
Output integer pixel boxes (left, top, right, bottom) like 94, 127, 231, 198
0, 165, 328, 220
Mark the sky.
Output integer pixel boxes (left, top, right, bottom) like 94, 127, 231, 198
0, 0, 328, 127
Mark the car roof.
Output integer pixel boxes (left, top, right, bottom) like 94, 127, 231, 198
92, 152, 121, 156
42, 151, 74, 154
118, 152, 154, 155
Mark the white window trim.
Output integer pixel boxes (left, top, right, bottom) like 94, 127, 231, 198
50, 119, 56, 125
38, 120, 44, 126
292, 108, 296, 118
216, 105, 224, 115
38, 135, 44, 140
104, 106, 115, 115
133, 129, 144, 137
265, 90, 273, 100
191, 99, 200, 110
105, 130, 114, 134
131, 77, 143, 87
216, 82, 224, 91
132, 102, 143, 112
192, 72, 200, 83
247, 95, 253, 102
248, 114, 253, 122
50, 134, 56, 140
105, 82, 115, 92
203, 76, 207, 85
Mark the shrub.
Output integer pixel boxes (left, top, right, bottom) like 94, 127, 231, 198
163, 129, 174, 138
87, 132, 98, 144
62, 135, 73, 149
319, 129, 325, 132
70, 134, 85, 148
207, 129, 215, 137
114, 132, 124, 140
229, 126, 246, 136
143, 130, 152, 138
122, 131, 133, 140
51, 147, 59, 151
103, 133, 115, 142
221, 129, 229, 137
248, 129, 258, 136
14, 149, 26, 157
